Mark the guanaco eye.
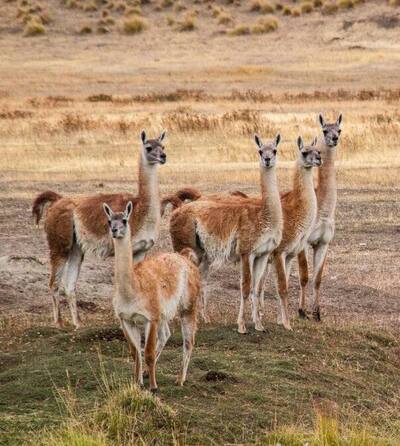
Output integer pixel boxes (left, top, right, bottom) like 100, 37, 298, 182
258, 150, 263, 156
273, 149, 277, 155
107, 220, 111, 226
337, 129, 341, 134
146, 146, 152, 153
122, 219, 127, 225
323, 130, 328, 135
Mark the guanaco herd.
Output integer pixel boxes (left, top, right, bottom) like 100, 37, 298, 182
32, 113, 342, 392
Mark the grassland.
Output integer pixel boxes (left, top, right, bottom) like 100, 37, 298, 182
1, 1, 400, 445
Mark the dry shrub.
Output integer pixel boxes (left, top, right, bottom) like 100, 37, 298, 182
313, 0, 323, 6
0, 109, 34, 119
79, 24, 93, 33
301, 1, 313, 12
338, 0, 354, 8
101, 9, 109, 17
176, 13, 196, 31
66, 0, 77, 8
83, 1, 97, 11
97, 25, 110, 33
229, 24, 251, 35
160, 0, 173, 7
173, 1, 186, 12
24, 17, 45, 36
38, 11, 51, 24
124, 5, 141, 15
218, 12, 232, 24
252, 16, 278, 33
166, 15, 175, 25
282, 5, 292, 14
106, 17, 115, 24
249, 0, 275, 13
275, 2, 283, 10
322, 1, 338, 13
291, 6, 301, 15
114, 1, 126, 12
123, 16, 147, 33
389, 0, 400, 5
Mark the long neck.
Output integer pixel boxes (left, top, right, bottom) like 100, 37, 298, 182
317, 145, 337, 219
113, 229, 134, 298
137, 151, 160, 223
260, 165, 282, 227
293, 161, 316, 213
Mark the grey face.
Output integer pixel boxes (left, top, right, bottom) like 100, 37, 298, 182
297, 136, 322, 168
103, 201, 133, 239
254, 133, 281, 168
319, 114, 342, 148
141, 130, 167, 165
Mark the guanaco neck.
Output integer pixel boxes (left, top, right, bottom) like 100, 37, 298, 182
260, 164, 282, 229
113, 228, 134, 300
316, 144, 337, 220
292, 160, 317, 218
136, 150, 160, 229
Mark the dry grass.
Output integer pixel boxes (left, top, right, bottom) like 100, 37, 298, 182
249, 0, 275, 13
252, 16, 279, 33
301, 1, 314, 13
24, 16, 46, 35
217, 12, 233, 24
229, 23, 251, 35
338, 0, 354, 8
389, 0, 400, 5
322, 1, 339, 13
122, 16, 147, 33
176, 13, 196, 31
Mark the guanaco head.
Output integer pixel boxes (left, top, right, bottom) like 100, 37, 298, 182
103, 201, 133, 239
319, 113, 342, 148
297, 136, 322, 168
141, 130, 167, 165
254, 133, 281, 168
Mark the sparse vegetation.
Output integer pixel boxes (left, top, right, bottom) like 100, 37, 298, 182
301, 1, 314, 13
176, 13, 196, 31
322, 1, 339, 13
122, 16, 147, 33
218, 12, 233, 24
79, 24, 92, 33
229, 23, 251, 35
338, 0, 354, 8
249, 0, 275, 13
252, 16, 279, 33
24, 16, 45, 36
389, 0, 400, 5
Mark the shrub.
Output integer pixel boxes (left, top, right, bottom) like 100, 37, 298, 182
24, 17, 45, 36
79, 24, 92, 33
66, 0, 77, 8
282, 5, 292, 14
124, 5, 141, 15
322, 1, 338, 13
275, 2, 284, 10
313, 0, 323, 6
338, 0, 354, 8
389, 0, 400, 5
301, 1, 313, 12
173, 1, 186, 12
123, 16, 147, 33
217, 12, 232, 24
229, 24, 251, 35
101, 9, 109, 17
160, 0, 173, 7
83, 2, 97, 11
249, 0, 275, 13
291, 6, 301, 15
166, 15, 175, 26
176, 13, 196, 31
39, 12, 51, 24
252, 16, 278, 33
97, 25, 110, 33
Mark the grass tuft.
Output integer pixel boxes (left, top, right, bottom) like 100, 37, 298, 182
176, 13, 196, 32
252, 16, 279, 34
249, 0, 275, 13
322, 1, 339, 13
338, 0, 354, 8
24, 17, 46, 36
301, 1, 314, 13
122, 16, 147, 34
229, 24, 251, 35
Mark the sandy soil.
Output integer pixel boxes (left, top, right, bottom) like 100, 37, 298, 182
1, 181, 399, 333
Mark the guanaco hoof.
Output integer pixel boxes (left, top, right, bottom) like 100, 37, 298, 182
298, 308, 309, 319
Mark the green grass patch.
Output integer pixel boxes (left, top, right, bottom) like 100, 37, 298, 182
0, 321, 399, 444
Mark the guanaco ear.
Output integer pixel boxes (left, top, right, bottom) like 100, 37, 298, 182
159, 129, 166, 142
297, 136, 304, 151
311, 136, 318, 146
141, 130, 147, 144
124, 201, 133, 219
336, 113, 343, 126
275, 133, 281, 147
254, 134, 262, 148
319, 114, 326, 128
103, 203, 113, 220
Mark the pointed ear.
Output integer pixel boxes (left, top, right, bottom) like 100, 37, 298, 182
311, 136, 318, 146
319, 114, 325, 127
125, 201, 133, 219
275, 133, 281, 147
141, 130, 147, 144
103, 203, 113, 220
159, 130, 166, 142
336, 113, 343, 126
254, 134, 262, 148
297, 136, 304, 151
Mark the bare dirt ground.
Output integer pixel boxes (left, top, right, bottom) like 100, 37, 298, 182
1, 180, 399, 333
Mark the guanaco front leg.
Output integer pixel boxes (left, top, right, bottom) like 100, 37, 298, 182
144, 321, 158, 392
249, 254, 269, 332
273, 253, 292, 330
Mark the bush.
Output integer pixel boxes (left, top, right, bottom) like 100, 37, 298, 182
252, 16, 278, 33
338, 0, 354, 8
389, 0, 400, 4
173, 1, 186, 12
301, 1, 314, 12
249, 0, 275, 13
83, 2, 97, 11
229, 24, 251, 35
313, 0, 323, 6
176, 13, 196, 31
322, 1, 338, 13
24, 17, 45, 36
79, 24, 92, 33
217, 12, 232, 24
123, 16, 147, 33
124, 6, 141, 15
291, 6, 301, 15
282, 5, 292, 14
